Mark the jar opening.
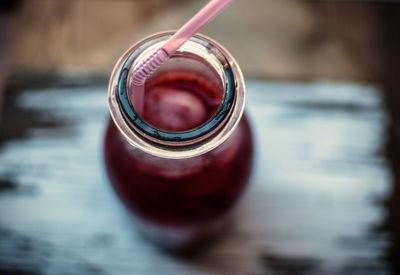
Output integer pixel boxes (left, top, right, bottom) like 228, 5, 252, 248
108, 32, 246, 158
117, 35, 236, 146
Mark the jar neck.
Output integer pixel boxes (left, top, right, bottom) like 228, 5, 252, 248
108, 32, 245, 159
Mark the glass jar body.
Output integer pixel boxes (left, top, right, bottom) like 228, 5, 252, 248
104, 114, 253, 247
104, 32, 253, 248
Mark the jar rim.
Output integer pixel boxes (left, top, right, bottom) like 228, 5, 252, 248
108, 31, 246, 159
117, 49, 235, 143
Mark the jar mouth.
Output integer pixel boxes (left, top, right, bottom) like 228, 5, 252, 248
108, 31, 246, 158
117, 56, 235, 145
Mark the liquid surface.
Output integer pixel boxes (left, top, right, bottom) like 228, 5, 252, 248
143, 72, 223, 131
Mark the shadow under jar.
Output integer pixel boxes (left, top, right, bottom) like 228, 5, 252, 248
104, 32, 253, 249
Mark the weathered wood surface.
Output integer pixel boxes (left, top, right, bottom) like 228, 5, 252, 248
0, 81, 391, 274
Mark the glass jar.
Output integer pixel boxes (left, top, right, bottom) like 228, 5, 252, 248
104, 31, 253, 249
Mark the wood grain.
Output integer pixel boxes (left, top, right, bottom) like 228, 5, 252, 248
0, 80, 390, 274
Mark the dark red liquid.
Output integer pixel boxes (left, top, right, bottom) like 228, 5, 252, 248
104, 72, 253, 227
143, 72, 223, 131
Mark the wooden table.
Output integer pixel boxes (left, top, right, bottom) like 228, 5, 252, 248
0, 80, 391, 274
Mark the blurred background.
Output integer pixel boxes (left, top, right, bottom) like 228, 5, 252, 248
0, 0, 399, 274
2, 0, 383, 80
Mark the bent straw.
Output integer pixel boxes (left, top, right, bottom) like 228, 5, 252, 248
131, 0, 234, 116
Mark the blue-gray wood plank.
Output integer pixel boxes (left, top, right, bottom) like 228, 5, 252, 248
0, 81, 390, 274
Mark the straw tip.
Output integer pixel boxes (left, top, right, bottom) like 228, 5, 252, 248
132, 48, 169, 86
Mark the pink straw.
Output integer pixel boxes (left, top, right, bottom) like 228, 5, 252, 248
131, 0, 234, 116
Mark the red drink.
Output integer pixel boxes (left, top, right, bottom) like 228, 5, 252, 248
104, 72, 253, 226
105, 32, 253, 248
143, 72, 222, 132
